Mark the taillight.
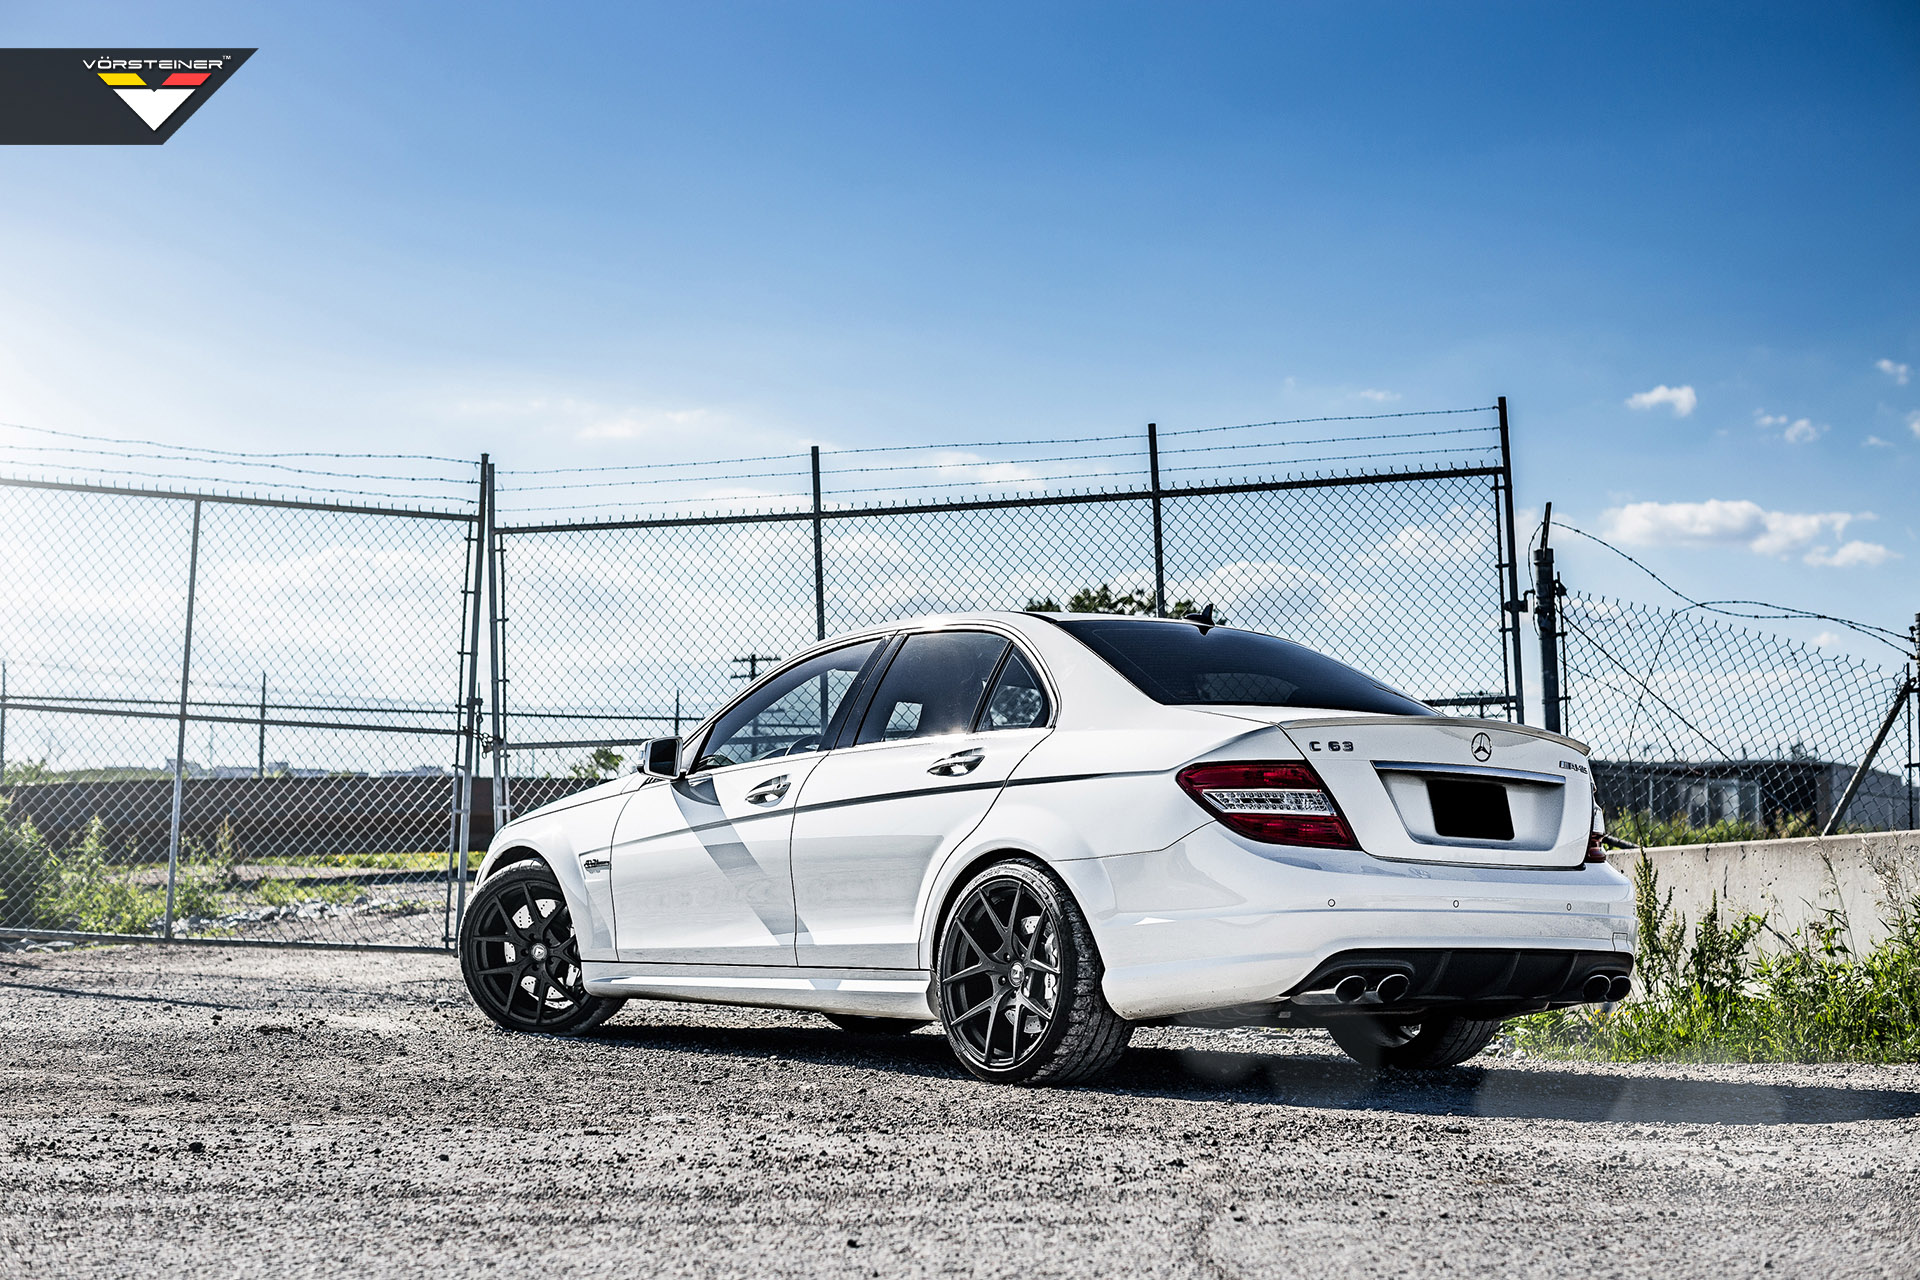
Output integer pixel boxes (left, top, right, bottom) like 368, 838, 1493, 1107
1176, 761, 1359, 849
1585, 801, 1607, 863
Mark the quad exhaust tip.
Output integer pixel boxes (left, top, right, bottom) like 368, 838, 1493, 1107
1374, 973, 1410, 1003
1333, 974, 1368, 1003
1584, 972, 1632, 1002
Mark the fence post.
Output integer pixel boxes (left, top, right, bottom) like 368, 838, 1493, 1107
1, 658, 7, 781
1533, 509, 1562, 734
811, 446, 827, 641
485, 459, 511, 836
1148, 423, 1166, 616
451, 456, 488, 943
1496, 396, 1527, 724
164, 499, 204, 940
256, 671, 266, 780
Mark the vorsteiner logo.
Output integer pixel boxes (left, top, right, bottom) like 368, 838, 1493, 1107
0, 48, 254, 145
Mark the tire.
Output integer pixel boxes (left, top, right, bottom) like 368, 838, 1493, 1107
822, 1013, 931, 1035
459, 861, 625, 1036
934, 858, 1132, 1086
1327, 1014, 1503, 1070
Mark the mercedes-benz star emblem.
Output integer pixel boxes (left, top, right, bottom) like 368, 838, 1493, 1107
1471, 732, 1493, 762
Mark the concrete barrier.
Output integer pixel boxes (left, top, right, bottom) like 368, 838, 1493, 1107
1605, 830, 1920, 947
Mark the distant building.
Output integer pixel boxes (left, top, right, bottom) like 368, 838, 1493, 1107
1592, 757, 1913, 832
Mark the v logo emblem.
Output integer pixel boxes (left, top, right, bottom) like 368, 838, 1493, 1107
110, 87, 196, 131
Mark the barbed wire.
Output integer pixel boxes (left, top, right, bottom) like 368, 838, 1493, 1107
0, 441, 474, 486
0, 420, 473, 465
0, 464, 476, 505
1549, 520, 1910, 654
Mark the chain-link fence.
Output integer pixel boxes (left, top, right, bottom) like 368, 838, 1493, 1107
0, 477, 482, 950
487, 423, 1526, 814
1, 403, 1542, 950
1553, 591, 1919, 839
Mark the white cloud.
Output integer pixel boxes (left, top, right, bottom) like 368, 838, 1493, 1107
1909, 410, 1920, 441
1625, 384, 1696, 417
1805, 541, 1896, 568
1808, 631, 1842, 648
1756, 411, 1823, 444
1601, 498, 1897, 567
1356, 389, 1400, 403
1876, 358, 1911, 386
1864, 435, 1893, 448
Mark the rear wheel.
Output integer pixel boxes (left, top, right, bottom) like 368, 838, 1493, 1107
935, 859, 1132, 1085
459, 861, 625, 1036
1327, 1014, 1503, 1069
822, 1013, 930, 1035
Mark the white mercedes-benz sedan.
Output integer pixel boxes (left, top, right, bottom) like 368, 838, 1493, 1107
459, 611, 1635, 1084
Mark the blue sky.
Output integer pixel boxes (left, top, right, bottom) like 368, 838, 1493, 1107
2, 1, 1916, 667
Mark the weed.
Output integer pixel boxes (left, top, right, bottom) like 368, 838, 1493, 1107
1516, 852, 1920, 1062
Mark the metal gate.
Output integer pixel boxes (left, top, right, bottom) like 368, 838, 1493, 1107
0, 475, 483, 951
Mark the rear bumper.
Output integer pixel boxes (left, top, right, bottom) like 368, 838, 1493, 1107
1055, 824, 1635, 1021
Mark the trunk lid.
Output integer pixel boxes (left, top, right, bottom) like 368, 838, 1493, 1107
1221, 710, 1593, 869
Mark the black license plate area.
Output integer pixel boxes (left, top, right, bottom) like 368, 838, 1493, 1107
1426, 778, 1514, 841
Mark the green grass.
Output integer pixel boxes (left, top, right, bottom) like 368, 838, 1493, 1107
1514, 852, 1920, 1063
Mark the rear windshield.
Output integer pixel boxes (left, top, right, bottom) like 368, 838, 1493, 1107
1058, 618, 1434, 716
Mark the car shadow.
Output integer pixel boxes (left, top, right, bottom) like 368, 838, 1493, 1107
591, 1020, 1920, 1126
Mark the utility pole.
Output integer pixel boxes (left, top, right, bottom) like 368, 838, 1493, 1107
731, 654, 780, 682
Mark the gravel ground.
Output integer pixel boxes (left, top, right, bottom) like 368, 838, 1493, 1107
2, 943, 1916, 1279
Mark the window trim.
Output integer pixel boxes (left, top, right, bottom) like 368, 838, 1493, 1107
687, 636, 892, 774
837, 627, 1059, 750
970, 642, 1052, 734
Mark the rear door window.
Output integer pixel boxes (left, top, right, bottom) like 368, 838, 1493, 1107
854, 631, 1010, 745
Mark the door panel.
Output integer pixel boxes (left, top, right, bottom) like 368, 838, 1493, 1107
790, 728, 1049, 968
609, 637, 884, 965
609, 757, 824, 964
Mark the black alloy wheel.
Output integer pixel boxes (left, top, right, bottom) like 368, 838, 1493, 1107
459, 861, 624, 1036
935, 859, 1131, 1085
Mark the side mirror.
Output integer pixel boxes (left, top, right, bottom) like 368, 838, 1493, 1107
640, 736, 681, 779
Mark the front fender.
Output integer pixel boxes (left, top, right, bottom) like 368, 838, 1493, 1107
472, 783, 632, 961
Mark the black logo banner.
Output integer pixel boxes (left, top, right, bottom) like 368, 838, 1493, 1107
0, 48, 255, 145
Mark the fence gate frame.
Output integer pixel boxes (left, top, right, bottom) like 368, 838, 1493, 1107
0, 471, 486, 954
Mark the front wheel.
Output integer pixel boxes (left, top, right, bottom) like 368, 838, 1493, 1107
459, 861, 625, 1036
935, 859, 1132, 1085
1326, 1014, 1503, 1069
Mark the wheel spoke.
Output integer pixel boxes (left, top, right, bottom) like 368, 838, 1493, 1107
950, 991, 999, 1026
940, 959, 994, 985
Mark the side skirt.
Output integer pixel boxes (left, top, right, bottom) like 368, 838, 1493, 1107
582, 960, 935, 1021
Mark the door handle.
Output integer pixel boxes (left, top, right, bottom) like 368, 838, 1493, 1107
745, 775, 791, 805
928, 748, 985, 777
